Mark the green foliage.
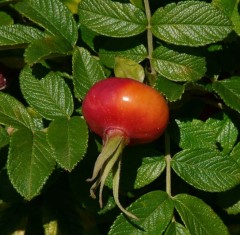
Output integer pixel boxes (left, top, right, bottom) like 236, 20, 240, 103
72, 47, 105, 100
212, 76, 240, 113
172, 148, 240, 191
20, 67, 74, 120
152, 45, 206, 82
0, 0, 239, 234
7, 129, 55, 200
109, 191, 174, 235
47, 116, 88, 171
151, 1, 232, 46
114, 57, 145, 82
174, 194, 229, 234
0, 12, 13, 26
13, 0, 77, 46
78, 0, 147, 37
0, 93, 35, 130
0, 25, 45, 46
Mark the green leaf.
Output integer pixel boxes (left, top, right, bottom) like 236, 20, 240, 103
7, 129, 55, 200
207, 114, 238, 154
152, 46, 206, 82
172, 148, 240, 192
230, 142, 240, 166
175, 114, 238, 153
0, 92, 34, 130
99, 43, 147, 68
60, 0, 81, 14
120, 148, 166, 190
14, 0, 77, 46
26, 107, 44, 131
155, 76, 185, 102
212, 76, 240, 113
114, 57, 144, 82
151, 1, 232, 46
230, 1, 240, 35
72, 47, 105, 100
24, 35, 73, 65
165, 222, 191, 235
20, 67, 74, 120
79, 0, 147, 37
213, 0, 240, 36
130, 0, 144, 10
108, 191, 174, 235
0, 12, 13, 26
133, 156, 165, 189
47, 116, 88, 172
0, 25, 45, 47
0, 126, 9, 148
174, 194, 229, 235
226, 200, 240, 215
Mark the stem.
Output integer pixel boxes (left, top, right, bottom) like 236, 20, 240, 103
144, 0, 156, 82
165, 131, 172, 197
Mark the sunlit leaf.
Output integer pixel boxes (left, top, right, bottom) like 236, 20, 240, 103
151, 1, 232, 46
172, 148, 240, 192
79, 0, 147, 37
20, 67, 74, 120
14, 0, 77, 46
152, 46, 206, 82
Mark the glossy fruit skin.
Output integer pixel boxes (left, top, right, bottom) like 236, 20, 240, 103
82, 78, 169, 145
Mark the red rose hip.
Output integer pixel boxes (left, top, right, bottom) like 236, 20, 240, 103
82, 77, 169, 219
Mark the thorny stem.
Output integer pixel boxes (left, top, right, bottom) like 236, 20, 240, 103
165, 131, 172, 197
144, 0, 157, 82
